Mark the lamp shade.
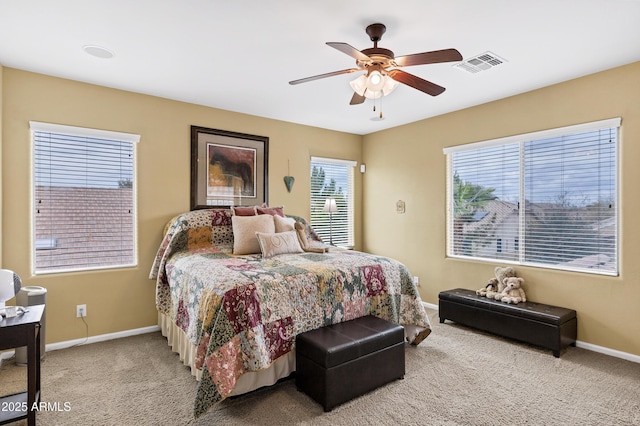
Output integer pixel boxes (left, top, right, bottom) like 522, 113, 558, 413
349, 73, 399, 100
0, 269, 21, 309
349, 75, 368, 96
323, 198, 338, 213
381, 76, 400, 96
367, 70, 385, 92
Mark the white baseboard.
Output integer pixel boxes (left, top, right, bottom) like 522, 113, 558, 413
575, 341, 640, 363
422, 301, 640, 364
0, 325, 161, 361
423, 301, 438, 311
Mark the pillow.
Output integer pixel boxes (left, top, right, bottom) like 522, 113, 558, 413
256, 206, 285, 217
232, 206, 257, 216
294, 221, 309, 250
274, 215, 296, 233
232, 214, 276, 254
211, 209, 232, 226
294, 221, 328, 253
256, 230, 303, 258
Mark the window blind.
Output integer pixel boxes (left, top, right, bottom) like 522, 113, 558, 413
448, 144, 520, 261
446, 119, 619, 275
310, 157, 356, 247
31, 122, 139, 274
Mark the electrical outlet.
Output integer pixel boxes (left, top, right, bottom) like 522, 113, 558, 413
413, 276, 420, 287
76, 304, 87, 318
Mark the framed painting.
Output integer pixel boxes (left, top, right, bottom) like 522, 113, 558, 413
190, 126, 269, 210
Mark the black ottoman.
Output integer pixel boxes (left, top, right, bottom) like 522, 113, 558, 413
439, 288, 577, 357
295, 315, 405, 411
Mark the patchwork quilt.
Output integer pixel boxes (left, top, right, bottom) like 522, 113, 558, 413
149, 209, 431, 417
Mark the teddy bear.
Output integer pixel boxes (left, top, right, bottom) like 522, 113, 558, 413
476, 279, 498, 297
476, 266, 516, 299
499, 276, 527, 304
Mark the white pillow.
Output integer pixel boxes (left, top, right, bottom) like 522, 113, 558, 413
256, 230, 304, 258
232, 214, 276, 255
274, 215, 296, 233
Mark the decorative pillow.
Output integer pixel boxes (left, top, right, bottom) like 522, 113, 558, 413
274, 215, 296, 233
256, 206, 285, 217
256, 230, 303, 258
286, 214, 323, 243
211, 209, 233, 226
294, 221, 309, 250
232, 214, 276, 254
232, 206, 257, 216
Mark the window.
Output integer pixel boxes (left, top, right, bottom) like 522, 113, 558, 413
310, 157, 356, 247
31, 122, 139, 274
444, 118, 619, 275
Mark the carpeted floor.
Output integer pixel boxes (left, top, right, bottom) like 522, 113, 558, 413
2, 309, 639, 425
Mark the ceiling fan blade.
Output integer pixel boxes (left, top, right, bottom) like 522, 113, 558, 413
394, 48, 463, 67
388, 69, 446, 96
349, 92, 366, 105
289, 68, 361, 85
327, 42, 372, 62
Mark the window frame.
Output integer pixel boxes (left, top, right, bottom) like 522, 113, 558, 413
309, 156, 357, 248
444, 118, 620, 276
30, 121, 140, 275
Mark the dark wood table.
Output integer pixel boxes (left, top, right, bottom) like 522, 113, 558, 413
0, 304, 44, 425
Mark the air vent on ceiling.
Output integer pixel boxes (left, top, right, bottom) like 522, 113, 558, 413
454, 51, 506, 74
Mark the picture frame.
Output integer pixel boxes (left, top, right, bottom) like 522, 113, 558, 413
190, 126, 269, 210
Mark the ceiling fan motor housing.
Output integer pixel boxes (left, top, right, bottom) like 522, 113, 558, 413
360, 23, 395, 69
366, 23, 387, 43
360, 48, 395, 63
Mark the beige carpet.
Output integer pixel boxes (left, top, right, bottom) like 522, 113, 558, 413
2, 309, 639, 426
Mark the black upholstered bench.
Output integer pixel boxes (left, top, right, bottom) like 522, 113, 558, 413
295, 315, 405, 411
439, 288, 577, 357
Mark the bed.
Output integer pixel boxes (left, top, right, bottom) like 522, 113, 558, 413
149, 208, 431, 417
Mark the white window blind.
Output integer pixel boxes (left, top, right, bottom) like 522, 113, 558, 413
445, 118, 619, 275
310, 157, 356, 247
31, 121, 139, 274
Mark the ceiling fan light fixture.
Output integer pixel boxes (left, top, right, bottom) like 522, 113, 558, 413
349, 75, 367, 96
381, 76, 399, 96
366, 70, 385, 92
349, 73, 399, 100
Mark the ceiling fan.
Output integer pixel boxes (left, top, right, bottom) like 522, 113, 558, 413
289, 23, 463, 105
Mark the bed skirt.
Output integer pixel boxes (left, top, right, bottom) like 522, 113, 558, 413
158, 312, 296, 396
159, 312, 428, 397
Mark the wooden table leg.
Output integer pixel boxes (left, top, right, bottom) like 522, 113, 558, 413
26, 323, 40, 425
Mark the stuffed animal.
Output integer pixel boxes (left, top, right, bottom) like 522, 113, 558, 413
476, 278, 499, 297
476, 266, 516, 298
499, 276, 526, 304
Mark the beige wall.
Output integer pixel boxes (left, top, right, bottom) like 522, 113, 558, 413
3, 62, 639, 358
362, 61, 640, 357
1, 68, 362, 344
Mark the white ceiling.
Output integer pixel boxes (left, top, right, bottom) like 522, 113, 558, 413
1, 1, 639, 135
